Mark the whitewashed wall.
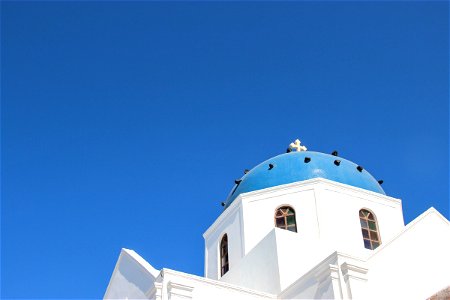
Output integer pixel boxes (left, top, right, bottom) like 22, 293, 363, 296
203, 200, 245, 280
241, 183, 319, 255
366, 208, 450, 300
204, 178, 405, 286
151, 268, 275, 300
104, 249, 160, 299
315, 182, 405, 255
106, 183, 450, 300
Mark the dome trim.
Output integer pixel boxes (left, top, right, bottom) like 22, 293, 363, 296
224, 151, 385, 209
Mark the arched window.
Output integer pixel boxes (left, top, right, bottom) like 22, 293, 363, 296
275, 206, 297, 232
220, 234, 229, 276
359, 209, 381, 250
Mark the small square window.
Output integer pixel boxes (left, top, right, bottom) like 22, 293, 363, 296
362, 229, 369, 239
370, 231, 378, 241
276, 218, 285, 227
360, 219, 368, 229
287, 215, 296, 225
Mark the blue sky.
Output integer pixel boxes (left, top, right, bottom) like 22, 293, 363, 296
1, 1, 448, 298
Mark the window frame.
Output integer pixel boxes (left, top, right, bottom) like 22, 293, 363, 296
274, 205, 297, 233
219, 233, 229, 277
359, 208, 381, 250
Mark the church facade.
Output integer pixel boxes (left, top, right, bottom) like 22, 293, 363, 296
104, 140, 450, 299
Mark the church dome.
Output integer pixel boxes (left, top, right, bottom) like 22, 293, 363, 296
224, 151, 385, 209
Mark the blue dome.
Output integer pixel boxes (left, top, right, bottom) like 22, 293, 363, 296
224, 151, 384, 209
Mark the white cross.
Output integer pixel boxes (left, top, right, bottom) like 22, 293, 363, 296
289, 139, 307, 152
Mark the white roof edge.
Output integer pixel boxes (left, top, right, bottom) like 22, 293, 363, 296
203, 197, 242, 239
280, 250, 339, 296
121, 248, 160, 278
369, 207, 450, 259
241, 177, 400, 202
160, 268, 276, 298
280, 250, 368, 297
425, 207, 450, 224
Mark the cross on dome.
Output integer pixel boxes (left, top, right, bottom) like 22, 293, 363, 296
289, 139, 307, 152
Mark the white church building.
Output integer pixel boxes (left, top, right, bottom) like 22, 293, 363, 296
104, 140, 450, 299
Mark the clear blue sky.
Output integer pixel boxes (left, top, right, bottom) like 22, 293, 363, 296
1, 1, 448, 298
